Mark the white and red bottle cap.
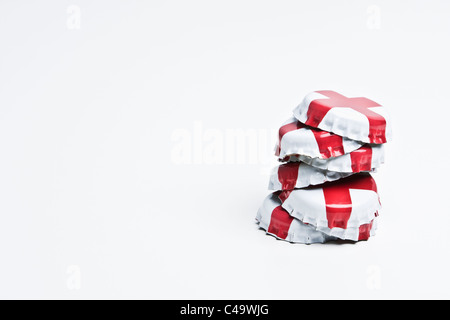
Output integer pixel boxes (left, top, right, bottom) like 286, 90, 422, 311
287, 144, 384, 173
256, 193, 337, 244
279, 173, 380, 241
275, 116, 364, 161
293, 90, 392, 144
269, 161, 354, 191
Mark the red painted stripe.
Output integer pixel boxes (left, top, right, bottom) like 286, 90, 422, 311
349, 145, 373, 172
277, 162, 300, 190
358, 220, 374, 241
310, 128, 345, 159
343, 172, 378, 193
305, 91, 347, 128
304, 91, 387, 144
323, 186, 352, 229
267, 205, 294, 240
321, 174, 377, 229
278, 190, 293, 203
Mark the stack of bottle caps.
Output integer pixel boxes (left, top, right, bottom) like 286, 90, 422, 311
256, 90, 392, 244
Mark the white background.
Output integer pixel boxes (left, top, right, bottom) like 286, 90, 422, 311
1, 0, 449, 299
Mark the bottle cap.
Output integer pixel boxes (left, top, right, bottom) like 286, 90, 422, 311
293, 90, 392, 144
279, 173, 380, 241
276, 116, 364, 160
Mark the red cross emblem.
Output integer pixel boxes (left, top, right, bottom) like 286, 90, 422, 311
279, 173, 379, 232
305, 90, 387, 144
321, 173, 378, 230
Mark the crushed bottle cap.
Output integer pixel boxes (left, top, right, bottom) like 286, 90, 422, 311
276, 116, 364, 161
278, 173, 380, 241
293, 90, 392, 144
